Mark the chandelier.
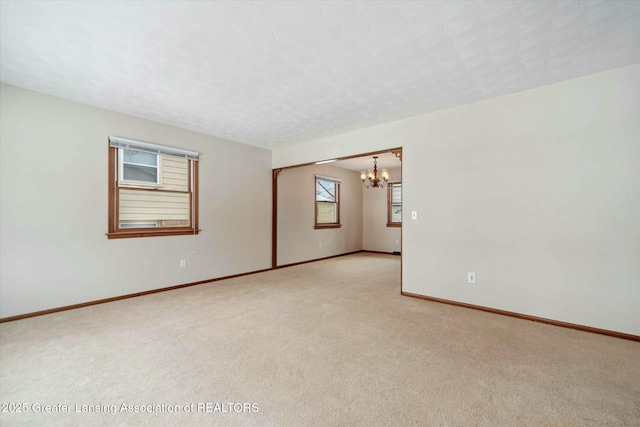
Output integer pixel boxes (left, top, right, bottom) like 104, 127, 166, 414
361, 156, 389, 188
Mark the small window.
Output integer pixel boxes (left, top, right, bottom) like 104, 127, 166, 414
120, 149, 160, 185
119, 222, 159, 229
315, 175, 341, 229
108, 137, 199, 239
387, 182, 401, 227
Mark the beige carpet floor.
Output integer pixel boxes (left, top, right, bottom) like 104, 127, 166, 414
1, 253, 639, 426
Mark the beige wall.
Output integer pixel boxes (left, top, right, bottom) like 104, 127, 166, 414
0, 84, 272, 318
362, 167, 402, 253
273, 65, 640, 336
277, 164, 363, 266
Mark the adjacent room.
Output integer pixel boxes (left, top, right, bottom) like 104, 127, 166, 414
1, 1, 639, 425
276, 151, 402, 267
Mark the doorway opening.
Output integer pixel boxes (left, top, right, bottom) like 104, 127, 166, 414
272, 147, 402, 292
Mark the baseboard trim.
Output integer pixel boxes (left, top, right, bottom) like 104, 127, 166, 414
0, 267, 273, 323
275, 250, 364, 269
0, 251, 367, 323
401, 291, 640, 342
361, 250, 395, 255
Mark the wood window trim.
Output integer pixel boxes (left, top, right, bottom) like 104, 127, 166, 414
387, 182, 402, 228
314, 177, 341, 229
314, 223, 342, 229
107, 145, 200, 239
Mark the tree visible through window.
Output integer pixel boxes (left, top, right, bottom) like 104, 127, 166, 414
315, 176, 341, 228
108, 137, 200, 239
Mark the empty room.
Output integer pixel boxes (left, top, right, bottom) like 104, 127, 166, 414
1, 1, 639, 426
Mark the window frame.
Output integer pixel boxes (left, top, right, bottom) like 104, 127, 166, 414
387, 181, 402, 227
107, 140, 199, 239
314, 176, 341, 229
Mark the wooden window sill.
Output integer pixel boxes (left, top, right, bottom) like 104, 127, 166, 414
314, 224, 342, 229
107, 229, 201, 239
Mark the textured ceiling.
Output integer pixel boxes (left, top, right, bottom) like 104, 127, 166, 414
331, 152, 401, 173
1, 1, 639, 149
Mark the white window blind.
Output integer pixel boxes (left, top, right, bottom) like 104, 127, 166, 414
109, 136, 199, 161
390, 183, 402, 204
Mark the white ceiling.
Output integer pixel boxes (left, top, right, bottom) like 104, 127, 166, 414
1, 1, 639, 150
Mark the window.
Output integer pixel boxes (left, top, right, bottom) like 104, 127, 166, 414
120, 149, 159, 185
119, 222, 159, 229
107, 136, 200, 239
315, 175, 341, 228
387, 182, 401, 227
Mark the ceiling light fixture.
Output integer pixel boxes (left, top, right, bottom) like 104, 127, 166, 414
361, 156, 389, 189
315, 159, 337, 165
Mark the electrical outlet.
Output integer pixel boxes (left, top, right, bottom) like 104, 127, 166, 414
319, 242, 322, 248
411, 211, 418, 220
467, 272, 476, 284
180, 259, 186, 268
395, 240, 399, 245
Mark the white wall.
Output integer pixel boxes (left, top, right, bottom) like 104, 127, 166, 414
273, 65, 640, 336
0, 84, 272, 318
277, 164, 363, 265
362, 167, 402, 253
